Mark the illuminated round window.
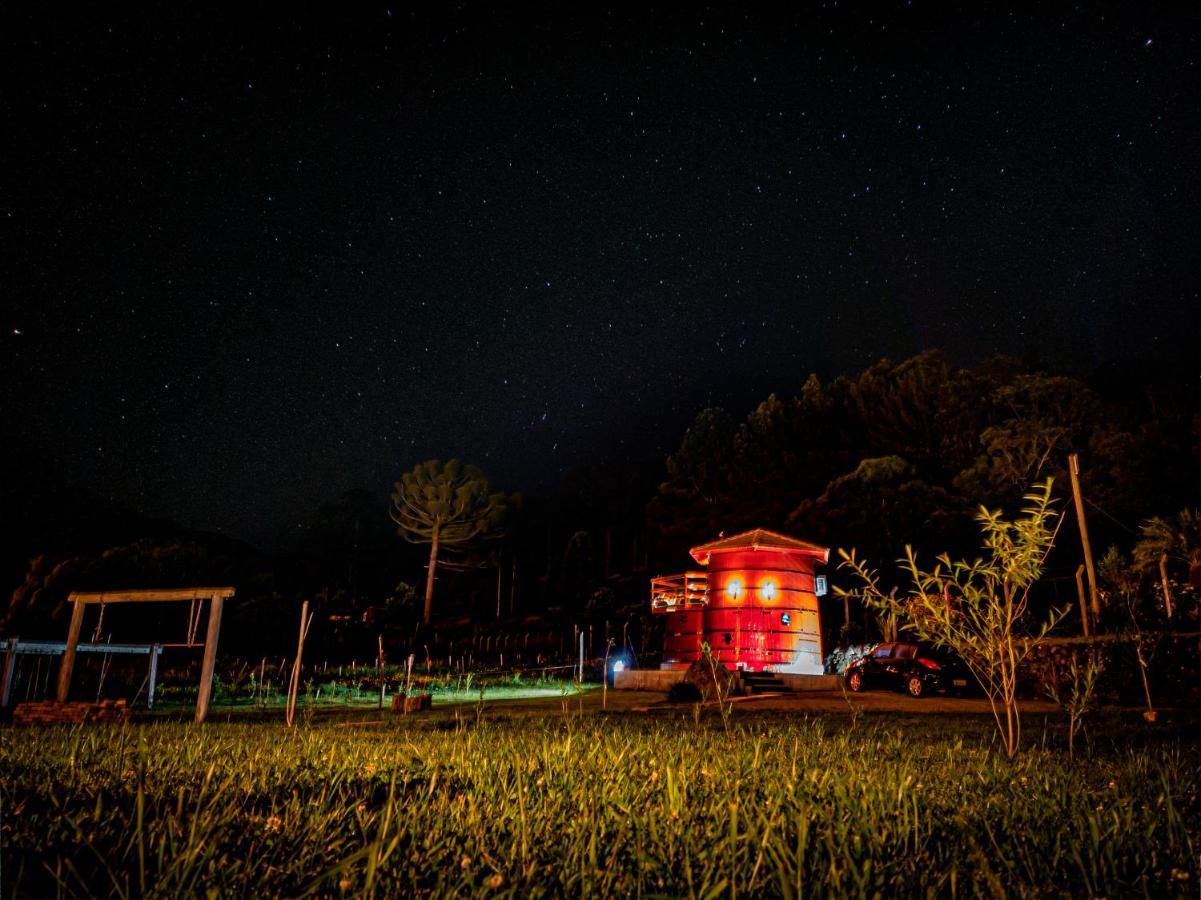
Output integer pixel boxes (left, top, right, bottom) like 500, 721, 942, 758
727, 579, 742, 600
762, 581, 777, 601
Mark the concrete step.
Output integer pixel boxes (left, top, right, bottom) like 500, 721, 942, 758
740, 673, 787, 694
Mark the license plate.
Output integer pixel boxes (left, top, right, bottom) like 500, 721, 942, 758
953, 679, 967, 687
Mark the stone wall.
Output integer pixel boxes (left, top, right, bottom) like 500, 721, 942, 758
613, 669, 686, 691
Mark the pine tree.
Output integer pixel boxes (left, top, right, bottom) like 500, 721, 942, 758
390, 460, 507, 625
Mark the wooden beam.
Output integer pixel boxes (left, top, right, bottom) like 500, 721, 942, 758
68, 587, 236, 605
56, 600, 87, 702
194, 596, 225, 724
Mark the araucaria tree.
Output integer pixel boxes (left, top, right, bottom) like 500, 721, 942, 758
390, 460, 507, 625
836, 479, 1064, 758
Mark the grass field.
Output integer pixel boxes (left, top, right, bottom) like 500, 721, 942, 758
1, 702, 1198, 897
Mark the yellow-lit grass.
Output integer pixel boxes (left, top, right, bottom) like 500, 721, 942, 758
1, 714, 1197, 896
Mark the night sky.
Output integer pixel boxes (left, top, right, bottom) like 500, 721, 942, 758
4, 5, 1197, 549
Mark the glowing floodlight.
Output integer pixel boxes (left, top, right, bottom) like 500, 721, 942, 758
762, 581, 777, 601
612, 659, 625, 673
727, 579, 742, 600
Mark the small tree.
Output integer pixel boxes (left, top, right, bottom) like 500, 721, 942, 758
1099, 547, 1160, 720
390, 460, 507, 625
836, 479, 1065, 758
1037, 647, 1104, 759
1132, 508, 1200, 620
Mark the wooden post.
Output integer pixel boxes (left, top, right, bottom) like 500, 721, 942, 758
287, 600, 312, 727
509, 557, 517, 616
602, 639, 612, 709
195, 595, 225, 724
1075, 565, 1090, 637
1068, 454, 1100, 624
1158, 553, 1174, 618
496, 553, 503, 619
147, 643, 161, 709
56, 599, 87, 702
1, 638, 17, 707
377, 634, 385, 709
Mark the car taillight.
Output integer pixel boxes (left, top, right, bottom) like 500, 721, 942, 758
917, 658, 941, 670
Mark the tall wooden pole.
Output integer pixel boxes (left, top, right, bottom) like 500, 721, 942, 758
195, 595, 225, 723
56, 600, 87, 702
1068, 454, 1100, 624
286, 600, 310, 727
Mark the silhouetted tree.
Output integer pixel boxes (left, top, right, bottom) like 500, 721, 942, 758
1134, 508, 1201, 577
952, 373, 1101, 508
295, 488, 393, 602
788, 455, 966, 570
844, 352, 981, 480
649, 408, 739, 553
389, 459, 508, 625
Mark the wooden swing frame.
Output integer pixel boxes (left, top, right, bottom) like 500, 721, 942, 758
56, 587, 235, 723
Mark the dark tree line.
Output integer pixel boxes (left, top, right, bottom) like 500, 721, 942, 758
3, 351, 1196, 661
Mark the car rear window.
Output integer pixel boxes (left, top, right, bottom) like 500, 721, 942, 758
918, 646, 959, 665
894, 644, 917, 659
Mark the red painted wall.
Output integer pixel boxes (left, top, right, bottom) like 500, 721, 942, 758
661, 548, 823, 674
662, 608, 703, 664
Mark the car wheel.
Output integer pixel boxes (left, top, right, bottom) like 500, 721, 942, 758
847, 671, 864, 693
906, 675, 925, 698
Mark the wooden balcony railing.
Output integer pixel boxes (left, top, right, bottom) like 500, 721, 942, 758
650, 571, 709, 612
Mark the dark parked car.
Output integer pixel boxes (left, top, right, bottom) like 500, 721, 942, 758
844, 641, 974, 697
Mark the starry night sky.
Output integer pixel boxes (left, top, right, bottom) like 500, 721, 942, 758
3, 5, 1197, 548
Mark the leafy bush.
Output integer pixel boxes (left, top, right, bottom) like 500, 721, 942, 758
1023, 635, 1200, 707
839, 480, 1064, 758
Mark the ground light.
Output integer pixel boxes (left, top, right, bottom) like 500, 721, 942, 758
606, 656, 629, 690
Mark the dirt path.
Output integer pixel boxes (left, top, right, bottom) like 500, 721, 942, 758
724, 689, 1061, 715
449, 687, 1064, 717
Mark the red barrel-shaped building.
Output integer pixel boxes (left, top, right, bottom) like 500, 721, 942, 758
651, 529, 829, 675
